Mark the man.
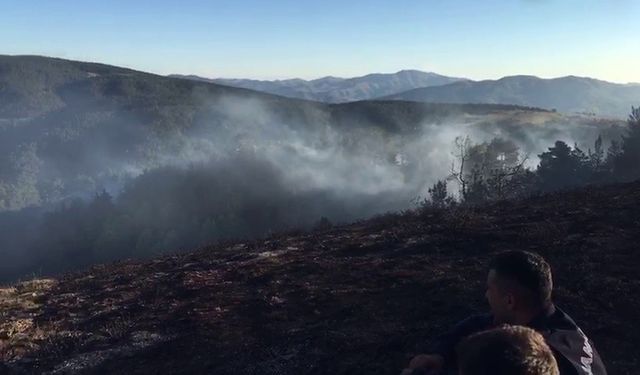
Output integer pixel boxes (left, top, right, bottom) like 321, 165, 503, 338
457, 325, 559, 375
402, 251, 607, 375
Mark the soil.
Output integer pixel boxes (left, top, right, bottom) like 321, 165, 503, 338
2, 181, 639, 374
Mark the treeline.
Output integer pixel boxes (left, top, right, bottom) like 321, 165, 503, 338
0, 154, 394, 282
426, 107, 640, 207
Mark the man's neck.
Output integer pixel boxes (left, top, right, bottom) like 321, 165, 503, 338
512, 303, 555, 326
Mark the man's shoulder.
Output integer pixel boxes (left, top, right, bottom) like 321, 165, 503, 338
455, 313, 494, 332
461, 313, 493, 324
530, 305, 584, 334
430, 313, 494, 368
541, 306, 608, 375
547, 306, 581, 330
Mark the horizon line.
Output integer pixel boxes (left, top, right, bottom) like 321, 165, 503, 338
4, 53, 639, 86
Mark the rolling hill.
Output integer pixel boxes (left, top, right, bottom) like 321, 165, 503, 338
383, 75, 640, 118
171, 70, 467, 103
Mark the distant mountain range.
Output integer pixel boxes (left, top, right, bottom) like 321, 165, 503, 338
381, 75, 640, 118
174, 72, 640, 118
170, 70, 467, 103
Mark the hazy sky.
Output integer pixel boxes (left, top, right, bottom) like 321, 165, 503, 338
2, 0, 638, 82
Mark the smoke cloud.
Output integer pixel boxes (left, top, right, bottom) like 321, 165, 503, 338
0, 91, 625, 282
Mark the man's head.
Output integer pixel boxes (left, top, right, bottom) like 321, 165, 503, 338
457, 325, 560, 375
485, 251, 553, 324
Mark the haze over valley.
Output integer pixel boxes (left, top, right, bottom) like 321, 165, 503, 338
0, 55, 631, 282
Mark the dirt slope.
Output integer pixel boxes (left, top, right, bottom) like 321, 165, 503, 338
2, 182, 640, 374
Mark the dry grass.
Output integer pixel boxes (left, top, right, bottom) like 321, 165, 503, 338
1, 182, 640, 374
0, 278, 57, 361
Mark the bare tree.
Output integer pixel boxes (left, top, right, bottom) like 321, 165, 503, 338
449, 136, 472, 199
486, 155, 529, 200
449, 136, 530, 202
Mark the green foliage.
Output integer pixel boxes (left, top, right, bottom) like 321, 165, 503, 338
536, 141, 591, 191
613, 107, 640, 181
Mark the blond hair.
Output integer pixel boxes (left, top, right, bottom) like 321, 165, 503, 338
457, 325, 559, 375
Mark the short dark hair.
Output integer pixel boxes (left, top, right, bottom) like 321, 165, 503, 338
489, 251, 553, 308
457, 325, 559, 375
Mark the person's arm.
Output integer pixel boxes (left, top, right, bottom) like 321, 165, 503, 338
405, 354, 445, 373
424, 315, 492, 371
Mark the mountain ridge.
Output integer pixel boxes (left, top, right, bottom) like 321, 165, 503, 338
384, 75, 640, 118
170, 70, 467, 103
171, 69, 640, 118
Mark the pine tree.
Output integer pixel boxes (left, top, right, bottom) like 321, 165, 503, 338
537, 141, 586, 191
428, 180, 452, 208
615, 107, 640, 181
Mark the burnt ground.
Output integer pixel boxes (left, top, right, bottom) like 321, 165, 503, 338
1, 181, 640, 374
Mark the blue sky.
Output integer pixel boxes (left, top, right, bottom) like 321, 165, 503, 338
1, 0, 639, 82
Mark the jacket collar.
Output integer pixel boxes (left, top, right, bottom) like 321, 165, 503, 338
527, 303, 557, 331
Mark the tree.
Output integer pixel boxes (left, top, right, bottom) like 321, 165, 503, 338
485, 156, 529, 200
450, 136, 472, 199
537, 141, 590, 191
605, 139, 622, 176
450, 137, 530, 202
589, 135, 604, 171
427, 179, 453, 208
614, 107, 640, 181
463, 166, 488, 204
571, 143, 591, 183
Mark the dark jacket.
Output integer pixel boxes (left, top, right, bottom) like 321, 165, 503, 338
431, 305, 607, 375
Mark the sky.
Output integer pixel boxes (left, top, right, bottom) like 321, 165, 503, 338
1, 0, 639, 83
